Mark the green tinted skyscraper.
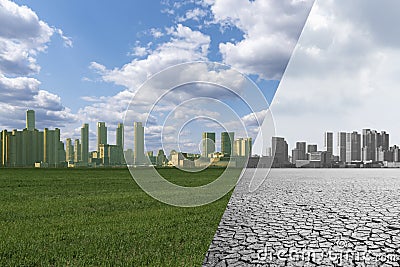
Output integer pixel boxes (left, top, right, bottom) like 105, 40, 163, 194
221, 132, 234, 157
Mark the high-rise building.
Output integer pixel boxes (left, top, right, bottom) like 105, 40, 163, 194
307, 144, 317, 153
324, 132, 333, 155
65, 138, 74, 163
81, 123, 89, 164
296, 142, 307, 160
201, 132, 215, 158
337, 132, 347, 162
116, 123, 124, 150
362, 129, 379, 162
26, 110, 35, 131
134, 122, 145, 165
379, 131, 389, 151
233, 137, 252, 157
97, 122, 107, 152
74, 139, 81, 163
272, 137, 288, 164
221, 132, 234, 157
43, 128, 61, 167
116, 123, 124, 165
345, 131, 361, 162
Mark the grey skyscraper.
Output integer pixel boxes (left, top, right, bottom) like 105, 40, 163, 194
345, 131, 361, 162
379, 131, 389, 151
221, 132, 234, 157
272, 137, 288, 164
202, 132, 215, 158
26, 110, 35, 131
362, 129, 379, 161
307, 144, 317, 153
134, 122, 145, 165
296, 142, 307, 160
97, 122, 107, 152
337, 132, 347, 162
81, 123, 89, 164
324, 132, 333, 154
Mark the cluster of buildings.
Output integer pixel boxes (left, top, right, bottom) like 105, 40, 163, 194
168, 132, 252, 168
0, 110, 153, 168
255, 130, 400, 168
3, 110, 398, 169
0, 110, 252, 168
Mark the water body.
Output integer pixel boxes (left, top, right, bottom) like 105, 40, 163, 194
204, 169, 400, 266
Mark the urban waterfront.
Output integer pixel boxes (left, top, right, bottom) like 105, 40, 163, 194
204, 169, 400, 266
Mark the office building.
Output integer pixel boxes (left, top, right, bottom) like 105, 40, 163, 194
99, 144, 123, 165
116, 123, 124, 150
345, 131, 361, 162
296, 142, 307, 160
201, 132, 215, 158
97, 122, 107, 152
272, 137, 288, 165
134, 122, 145, 165
337, 132, 347, 162
74, 139, 81, 163
234, 137, 252, 157
324, 132, 333, 154
221, 132, 234, 157
307, 144, 317, 153
65, 138, 74, 162
80, 123, 89, 164
43, 128, 63, 167
26, 110, 35, 131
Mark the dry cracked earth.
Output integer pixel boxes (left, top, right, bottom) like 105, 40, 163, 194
203, 169, 400, 267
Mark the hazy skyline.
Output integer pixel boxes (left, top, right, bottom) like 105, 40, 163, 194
269, 0, 400, 153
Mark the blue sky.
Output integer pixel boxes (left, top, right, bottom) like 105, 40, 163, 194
1, 0, 314, 153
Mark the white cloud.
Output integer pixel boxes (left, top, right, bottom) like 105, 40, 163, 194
0, 0, 76, 131
0, 0, 72, 75
178, 8, 208, 22
0, 75, 78, 129
208, 0, 314, 79
268, 0, 400, 151
90, 24, 210, 90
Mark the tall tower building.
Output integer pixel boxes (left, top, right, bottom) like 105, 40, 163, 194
81, 123, 89, 164
234, 138, 252, 157
296, 142, 307, 160
337, 132, 347, 162
272, 137, 288, 164
324, 132, 333, 155
379, 131, 389, 151
221, 132, 234, 157
116, 123, 124, 150
201, 132, 215, 158
116, 123, 124, 165
345, 131, 361, 162
97, 122, 107, 152
362, 129, 379, 162
74, 139, 81, 163
26, 110, 35, 131
65, 138, 74, 162
134, 122, 145, 165
43, 128, 60, 167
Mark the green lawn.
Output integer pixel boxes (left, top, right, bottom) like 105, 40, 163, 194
0, 168, 237, 266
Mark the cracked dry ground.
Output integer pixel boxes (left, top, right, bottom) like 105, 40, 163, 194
203, 169, 400, 267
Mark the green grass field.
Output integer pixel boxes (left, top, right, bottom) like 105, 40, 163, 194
0, 168, 238, 266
